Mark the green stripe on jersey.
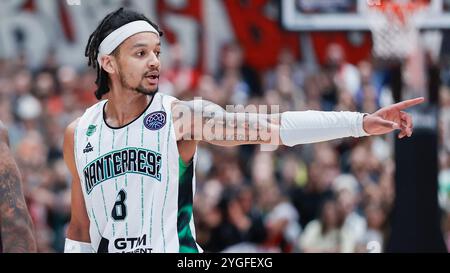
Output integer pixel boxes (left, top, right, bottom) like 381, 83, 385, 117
177, 157, 198, 253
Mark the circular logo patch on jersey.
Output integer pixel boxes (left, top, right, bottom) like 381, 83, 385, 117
144, 111, 167, 131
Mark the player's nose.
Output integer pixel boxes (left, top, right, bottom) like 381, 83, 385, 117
147, 52, 160, 69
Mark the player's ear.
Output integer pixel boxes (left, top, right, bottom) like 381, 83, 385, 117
100, 55, 117, 74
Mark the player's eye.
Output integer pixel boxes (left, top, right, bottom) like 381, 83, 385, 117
136, 51, 146, 57
155, 51, 161, 58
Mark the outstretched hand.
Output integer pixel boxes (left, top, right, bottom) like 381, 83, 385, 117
362, 97, 425, 138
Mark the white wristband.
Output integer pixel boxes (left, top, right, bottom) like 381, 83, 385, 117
64, 238, 94, 253
279, 111, 370, 147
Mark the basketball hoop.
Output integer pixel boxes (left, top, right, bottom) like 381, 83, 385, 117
368, 0, 427, 61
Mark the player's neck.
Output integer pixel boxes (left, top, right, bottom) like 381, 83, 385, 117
105, 89, 152, 127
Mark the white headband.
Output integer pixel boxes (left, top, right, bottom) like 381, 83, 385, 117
97, 20, 159, 66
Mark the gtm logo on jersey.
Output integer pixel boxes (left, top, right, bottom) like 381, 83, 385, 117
98, 235, 153, 253
83, 147, 162, 194
144, 111, 166, 130
114, 235, 152, 253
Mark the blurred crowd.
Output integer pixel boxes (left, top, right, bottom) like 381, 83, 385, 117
0, 40, 449, 253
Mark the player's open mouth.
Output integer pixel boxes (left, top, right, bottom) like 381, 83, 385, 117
145, 73, 159, 85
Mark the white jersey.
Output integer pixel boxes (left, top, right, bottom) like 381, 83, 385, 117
74, 92, 201, 253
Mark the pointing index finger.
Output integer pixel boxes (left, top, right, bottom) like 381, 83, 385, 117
394, 97, 425, 110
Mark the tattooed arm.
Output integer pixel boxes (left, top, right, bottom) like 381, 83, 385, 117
0, 121, 37, 252
172, 99, 281, 146
171, 99, 281, 165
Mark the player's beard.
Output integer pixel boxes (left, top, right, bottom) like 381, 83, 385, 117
119, 70, 158, 96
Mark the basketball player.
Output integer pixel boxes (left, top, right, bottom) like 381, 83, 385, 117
63, 8, 423, 253
0, 121, 37, 252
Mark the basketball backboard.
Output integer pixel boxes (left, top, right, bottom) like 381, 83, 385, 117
281, 0, 450, 31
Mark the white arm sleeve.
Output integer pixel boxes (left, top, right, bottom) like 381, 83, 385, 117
64, 238, 94, 253
279, 111, 370, 147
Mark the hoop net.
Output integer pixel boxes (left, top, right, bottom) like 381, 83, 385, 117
368, 1, 426, 61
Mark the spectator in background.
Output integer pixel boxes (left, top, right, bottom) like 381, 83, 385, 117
354, 60, 391, 111
278, 152, 308, 192
264, 198, 302, 252
302, 74, 323, 111
321, 43, 361, 110
263, 47, 308, 111
299, 198, 343, 252
334, 85, 358, 112
251, 151, 276, 187
290, 143, 337, 228
334, 176, 367, 251
39, 49, 59, 76
264, 47, 307, 92
162, 42, 200, 99
355, 202, 387, 253
197, 74, 228, 107
349, 144, 378, 189
216, 41, 262, 105
33, 71, 57, 100
193, 178, 223, 250
76, 70, 99, 108
15, 132, 52, 251
326, 43, 361, 96
12, 70, 33, 101
207, 186, 266, 252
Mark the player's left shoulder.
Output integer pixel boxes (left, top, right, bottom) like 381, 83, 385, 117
165, 94, 181, 111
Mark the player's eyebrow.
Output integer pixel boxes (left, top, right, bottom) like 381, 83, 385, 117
132, 43, 149, 49
132, 42, 161, 49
